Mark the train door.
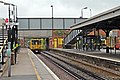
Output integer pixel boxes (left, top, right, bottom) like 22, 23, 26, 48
54, 38, 57, 48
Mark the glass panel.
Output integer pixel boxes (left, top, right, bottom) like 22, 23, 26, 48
18, 19, 28, 29
65, 19, 75, 29
30, 19, 40, 29
76, 19, 81, 24
54, 19, 63, 29
42, 19, 52, 29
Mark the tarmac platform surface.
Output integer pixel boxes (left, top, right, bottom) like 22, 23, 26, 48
1, 48, 60, 80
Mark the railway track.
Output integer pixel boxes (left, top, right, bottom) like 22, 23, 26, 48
40, 51, 107, 80
49, 50, 120, 78
39, 52, 86, 80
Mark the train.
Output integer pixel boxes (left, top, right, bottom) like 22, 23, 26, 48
29, 38, 49, 53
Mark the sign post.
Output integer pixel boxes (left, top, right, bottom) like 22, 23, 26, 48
7, 42, 11, 77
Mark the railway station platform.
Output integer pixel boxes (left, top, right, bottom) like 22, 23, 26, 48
53, 48, 120, 61
0, 48, 60, 80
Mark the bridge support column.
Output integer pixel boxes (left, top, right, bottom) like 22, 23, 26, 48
85, 30, 88, 51
82, 31, 85, 51
97, 29, 100, 51
79, 36, 82, 50
94, 28, 96, 50
106, 30, 110, 53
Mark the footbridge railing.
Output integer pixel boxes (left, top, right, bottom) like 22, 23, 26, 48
64, 30, 82, 48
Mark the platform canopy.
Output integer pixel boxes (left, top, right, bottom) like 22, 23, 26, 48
71, 6, 120, 30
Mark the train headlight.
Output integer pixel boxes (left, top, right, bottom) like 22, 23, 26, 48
35, 50, 38, 52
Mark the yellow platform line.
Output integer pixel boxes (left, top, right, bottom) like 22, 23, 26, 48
28, 52, 41, 80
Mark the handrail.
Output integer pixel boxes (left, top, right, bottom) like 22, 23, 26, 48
0, 38, 8, 54
64, 29, 73, 39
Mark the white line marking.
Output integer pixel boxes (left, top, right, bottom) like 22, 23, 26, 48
29, 49, 60, 80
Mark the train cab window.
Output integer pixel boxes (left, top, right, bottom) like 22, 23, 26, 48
32, 40, 40, 45
36, 40, 40, 45
39, 40, 41, 44
32, 40, 35, 45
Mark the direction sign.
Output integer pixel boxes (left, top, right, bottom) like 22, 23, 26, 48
6, 22, 19, 26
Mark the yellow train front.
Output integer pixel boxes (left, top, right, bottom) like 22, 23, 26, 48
29, 38, 48, 53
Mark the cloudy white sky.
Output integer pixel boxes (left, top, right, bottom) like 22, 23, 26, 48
0, 0, 120, 18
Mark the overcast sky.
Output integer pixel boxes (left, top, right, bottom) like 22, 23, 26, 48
0, 0, 120, 18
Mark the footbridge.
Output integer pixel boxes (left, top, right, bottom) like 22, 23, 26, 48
18, 18, 86, 38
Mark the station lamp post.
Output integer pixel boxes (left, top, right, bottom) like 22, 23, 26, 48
81, 7, 92, 18
51, 5, 53, 21
81, 7, 88, 18
51, 5, 54, 47
51, 5, 53, 31
15, 5, 18, 64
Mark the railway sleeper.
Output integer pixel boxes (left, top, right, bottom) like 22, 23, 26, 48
50, 49, 120, 75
